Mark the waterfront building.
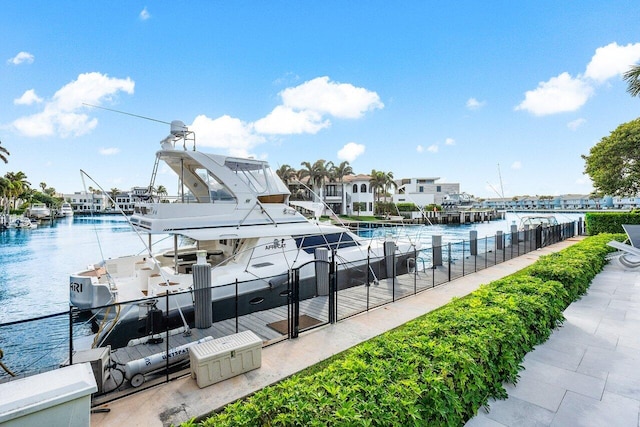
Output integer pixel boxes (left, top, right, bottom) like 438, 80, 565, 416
64, 191, 108, 214
343, 174, 375, 216
392, 177, 460, 206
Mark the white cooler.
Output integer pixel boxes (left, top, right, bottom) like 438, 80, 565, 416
189, 330, 262, 388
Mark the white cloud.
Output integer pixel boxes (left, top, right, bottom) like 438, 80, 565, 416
8, 51, 34, 65
337, 142, 365, 162
190, 114, 264, 156
427, 144, 438, 153
567, 118, 586, 131
252, 76, 382, 138
445, 137, 455, 146
515, 72, 593, 116
179, 77, 383, 156
416, 145, 424, 153
584, 42, 640, 83
139, 7, 150, 20
516, 42, 640, 116
466, 98, 485, 110
253, 106, 329, 134
511, 161, 522, 170
99, 147, 120, 155
11, 72, 135, 138
280, 76, 383, 119
14, 89, 43, 105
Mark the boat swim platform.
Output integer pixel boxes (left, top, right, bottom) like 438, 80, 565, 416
91, 237, 585, 427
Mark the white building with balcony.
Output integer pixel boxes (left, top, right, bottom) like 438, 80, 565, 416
392, 177, 460, 207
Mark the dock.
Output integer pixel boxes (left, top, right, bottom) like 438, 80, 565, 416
90, 237, 586, 426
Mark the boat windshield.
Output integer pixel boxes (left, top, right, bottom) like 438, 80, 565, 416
520, 216, 558, 228
225, 158, 289, 195
194, 168, 236, 202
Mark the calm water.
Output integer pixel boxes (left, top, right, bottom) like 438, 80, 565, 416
0, 211, 584, 378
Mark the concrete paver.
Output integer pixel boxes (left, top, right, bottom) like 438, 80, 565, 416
467, 254, 640, 427
91, 237, 602, 426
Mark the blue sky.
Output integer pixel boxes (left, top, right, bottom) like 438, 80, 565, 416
2, 1, 640, 199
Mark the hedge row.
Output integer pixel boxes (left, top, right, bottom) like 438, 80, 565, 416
585, 211, 640, 235
188, 234, 622, 427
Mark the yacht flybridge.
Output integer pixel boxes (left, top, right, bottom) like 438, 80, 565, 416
70, 121, 419, 348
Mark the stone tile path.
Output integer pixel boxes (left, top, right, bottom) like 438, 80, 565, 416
466, 259, 640, 427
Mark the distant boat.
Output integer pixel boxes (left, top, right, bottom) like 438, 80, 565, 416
60, 202, 74, 217
10, 216, 37, 229
518, 215, 558, 230
26, 203, 51, 219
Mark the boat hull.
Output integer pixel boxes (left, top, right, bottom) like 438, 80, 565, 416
85, 254, 412, 348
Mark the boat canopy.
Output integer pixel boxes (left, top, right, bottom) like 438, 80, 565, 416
158, 150, 290, 204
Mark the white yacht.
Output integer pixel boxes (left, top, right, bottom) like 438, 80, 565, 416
60, 202, 74, 217
70, 121, 419, 348
9, 216, 37, 229
26, 203, 50, 219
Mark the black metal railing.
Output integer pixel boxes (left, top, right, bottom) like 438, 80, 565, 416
0, 220, 582, 403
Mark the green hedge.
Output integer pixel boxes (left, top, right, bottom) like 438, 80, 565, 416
585, 212, 640, 235
188, 234, 621, 427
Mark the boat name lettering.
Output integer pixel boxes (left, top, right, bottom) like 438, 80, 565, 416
162, 347, 189, 360
70, 282, 83, 293
265, 239, 286, 250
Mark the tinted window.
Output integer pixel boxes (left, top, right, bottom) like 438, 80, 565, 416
293, 233, 359, 254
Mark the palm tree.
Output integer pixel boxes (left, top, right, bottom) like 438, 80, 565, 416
156, 185, 168, 202
109, 188, 120, 209
330, 161, 353, 215
0, 176, 9, 208
5, 171, 30, 209
40, 182, 47, 192
623, 64, 640, 97
382, 171, 397, 201
369, 170, 386, 205
299, 160, 331, 201
276, 164, 297, 186
369, 170, 397, 214
0, 140, 9, 164
330, 161, 353, 183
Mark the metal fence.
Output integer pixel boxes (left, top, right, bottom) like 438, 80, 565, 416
0, 220, 581, 404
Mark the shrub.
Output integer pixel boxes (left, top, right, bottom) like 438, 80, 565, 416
585, 212, 640, 235
190, 235, 618, 427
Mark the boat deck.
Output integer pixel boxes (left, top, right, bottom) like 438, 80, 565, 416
92, 250, 512, 402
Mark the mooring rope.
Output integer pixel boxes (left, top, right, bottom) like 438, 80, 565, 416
0, 349, 16, 377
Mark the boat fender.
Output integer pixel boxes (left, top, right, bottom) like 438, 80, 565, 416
124, 336, 214, 386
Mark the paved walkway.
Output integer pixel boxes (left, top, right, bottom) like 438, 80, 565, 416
466, 253, 640, 427
92, 237, 586, 427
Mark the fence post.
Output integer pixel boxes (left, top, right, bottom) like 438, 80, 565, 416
235, 279, 239, 333
315, 248, 330, 296
366, 249, 370, 312
448, 243, 452, 282
432, 235, 442, 267
69, 307, 73, 365
413, 246, 417, 294
470, 230, 478, 256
